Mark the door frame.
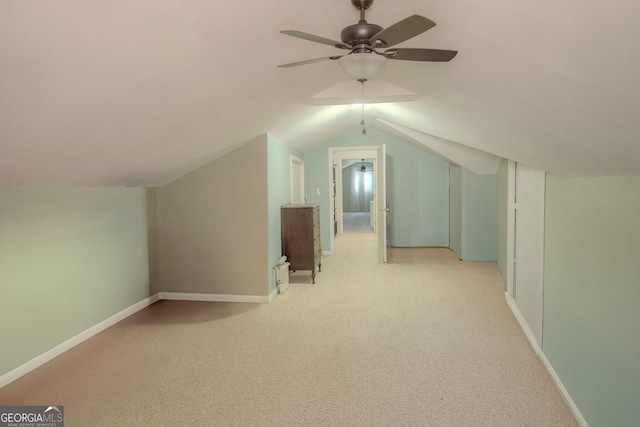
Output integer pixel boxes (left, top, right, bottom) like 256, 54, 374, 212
376, 143, 388, 264
328, 146, 380, 254
506, 160, 546, 350
506, 160, 516, 297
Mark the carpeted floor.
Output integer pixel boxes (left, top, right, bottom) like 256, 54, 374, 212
343, 212, 374, 233
0, 233, 578, 426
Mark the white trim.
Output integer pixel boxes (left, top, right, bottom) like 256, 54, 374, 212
505, 292, 589, 427
158, 292, 269, 303
0, 294, 160, 389
268, 287, 279, 301
0, 291, 275, 389
506, 160, 516, 297
539, 352, 590, 427
376, 144, 386, 263
328, 146, 379, 255
505, 292, 541, 355
1, 288, 589, 427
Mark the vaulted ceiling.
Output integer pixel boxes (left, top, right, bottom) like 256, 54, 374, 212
2, 0, 639, 187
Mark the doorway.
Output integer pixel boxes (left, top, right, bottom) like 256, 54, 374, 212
342, 158, 375, 233
328, 146, 388, 263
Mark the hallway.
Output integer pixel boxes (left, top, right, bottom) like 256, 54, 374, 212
342, 211, 374, 233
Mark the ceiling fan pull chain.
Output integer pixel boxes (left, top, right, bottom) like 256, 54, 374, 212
360, 80, 367, 134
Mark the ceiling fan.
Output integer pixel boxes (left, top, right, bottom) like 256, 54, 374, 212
278, 0, 457, 81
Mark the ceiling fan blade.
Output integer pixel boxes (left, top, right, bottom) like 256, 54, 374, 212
369, 15, 436, 48
280, 30, 351, 49
278, 56, 343, 68
384, 48, 458, 62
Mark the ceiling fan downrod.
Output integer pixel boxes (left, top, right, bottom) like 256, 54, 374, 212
342, 0, 383, 52
351, 0, 373, 21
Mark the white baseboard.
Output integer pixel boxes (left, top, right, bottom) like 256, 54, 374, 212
504, 292, 542, 355
539, 351, 589, 427
0, 294, 160, 389
1, 290, 277, 389
504, 292, 589, 427
159, 292, 270, 303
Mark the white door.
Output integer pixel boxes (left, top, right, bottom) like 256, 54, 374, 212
511, 162, 546, 347
377, 144, 388, 263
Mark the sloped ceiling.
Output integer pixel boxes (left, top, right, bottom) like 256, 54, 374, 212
377, 119, 502, 175
1, 0, 639, 187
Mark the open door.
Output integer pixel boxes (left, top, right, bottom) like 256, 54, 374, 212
376, 144, 388, 263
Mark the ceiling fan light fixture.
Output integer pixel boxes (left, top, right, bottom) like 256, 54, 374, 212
278, 2, 457, 71
338, 53, 387, 81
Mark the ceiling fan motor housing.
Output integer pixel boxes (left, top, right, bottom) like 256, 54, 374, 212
277, 0, 458, 69
341, 22, 384, 51
344, 0, 385, 51
351, 0, 373, 10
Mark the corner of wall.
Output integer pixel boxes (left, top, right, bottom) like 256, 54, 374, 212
146, 187, 160, 295
156, 136, 269, 297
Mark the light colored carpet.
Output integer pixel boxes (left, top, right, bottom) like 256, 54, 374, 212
343, 212, 374, 233
0, 233, 578, 426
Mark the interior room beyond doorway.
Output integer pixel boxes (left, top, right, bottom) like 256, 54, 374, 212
343, 212, 373, 233
341, 158, 375, 234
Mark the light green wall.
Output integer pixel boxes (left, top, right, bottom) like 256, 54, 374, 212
496, 159, 508, 287
302, 138, 330, 248
157, 135, 269, 296
304, 129, 450, 250
0, 188, 152, 376
449, 166, 498, 262
462, 169, 498, 261
387, 137, 449, 247
543, 175, 640, 427
267, 134, 303, 294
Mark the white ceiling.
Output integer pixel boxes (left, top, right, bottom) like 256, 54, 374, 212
2, 0, 640, 187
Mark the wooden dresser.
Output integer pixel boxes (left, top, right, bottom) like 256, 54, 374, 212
281, 204, 322, 283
